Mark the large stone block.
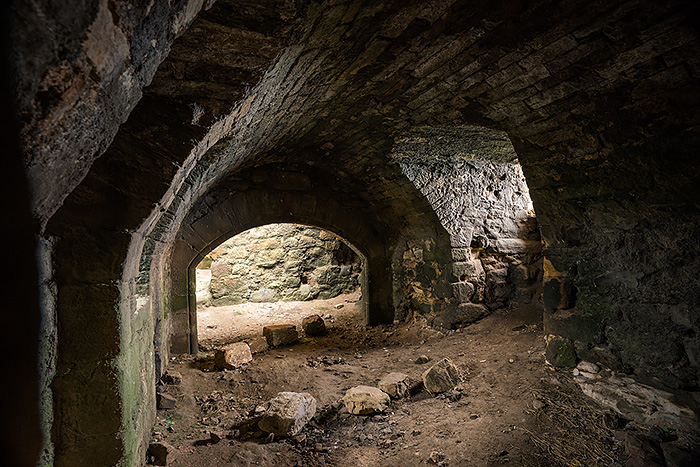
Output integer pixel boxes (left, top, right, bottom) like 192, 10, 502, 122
258, 392, 317, 437
263, 324, 299, 347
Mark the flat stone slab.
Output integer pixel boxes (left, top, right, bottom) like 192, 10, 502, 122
258, 392, 317, 437
378, 372, 412, 399
215, 342, 253, 370
263, 324, 299, 347
422, 358, 460, 394
302, 314, 327, 336
342, 385, 390, 415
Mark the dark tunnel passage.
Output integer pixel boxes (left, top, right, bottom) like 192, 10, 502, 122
6, 0, 700, 465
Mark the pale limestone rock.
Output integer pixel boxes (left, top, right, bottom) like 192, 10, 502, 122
258, 392, 317, 437
342, 385, 390, 415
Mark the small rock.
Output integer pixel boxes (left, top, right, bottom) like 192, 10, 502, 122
258, 392, 317, 437
247, 336, 269, 354
157, 393, 177, 410
334, 303, 344, 309
532, 400, 545, 410
378, 373, 412, 399
209, 430, 224, 444
342, 385, 391, 415
301, 315, 327, 336
292, 433, 307, 445
162, 371, 182, 385
415, 355, 431, 364
214, 342, 253, 370
422, 358, 460, 394
146, 442, 170, 465
428, 451, 446, 465
576, 361, 600, 374
263, 324, 299, 347
545, 335, 577, 368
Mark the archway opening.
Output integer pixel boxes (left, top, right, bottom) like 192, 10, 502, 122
193, 223, 367, 350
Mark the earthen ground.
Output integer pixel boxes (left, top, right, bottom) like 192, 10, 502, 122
153, 295, 614, 466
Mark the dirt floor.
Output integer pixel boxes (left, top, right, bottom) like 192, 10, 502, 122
151, 294, 623, 466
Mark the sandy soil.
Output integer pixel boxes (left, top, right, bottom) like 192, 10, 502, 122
152, 296, 618, 466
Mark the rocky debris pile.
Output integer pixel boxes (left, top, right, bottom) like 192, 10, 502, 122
257, 392, 317, 437
422, 358, 461, 394
263, 324, 299, 347
342, 385, 391, 415
302, 314, 327, 336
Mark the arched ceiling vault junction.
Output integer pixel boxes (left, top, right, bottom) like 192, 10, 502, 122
10, 0, 700, 465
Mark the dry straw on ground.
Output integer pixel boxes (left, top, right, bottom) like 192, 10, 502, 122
522, 379, 618, 466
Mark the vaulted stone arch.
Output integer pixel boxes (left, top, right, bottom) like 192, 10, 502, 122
167, 177, 395, 355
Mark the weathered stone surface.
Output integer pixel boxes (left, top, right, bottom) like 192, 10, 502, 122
576, 374, 698, 431
422, 358, 460, 394
202, 224, 360, 306
247, 336, 269, 355
378, 373, 412, 399
453, 303, 489, 326
214, 342, 253, 370
157, 393, 177, 410
258, 392, 317, 437
342, 386, 391, 415
545, 335, 577, 368
263, 325, 299, 347
302, 314, 327, 336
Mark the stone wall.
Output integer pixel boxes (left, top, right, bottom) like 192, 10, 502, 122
393, 127, 543, 328
201, 224, 361, 305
